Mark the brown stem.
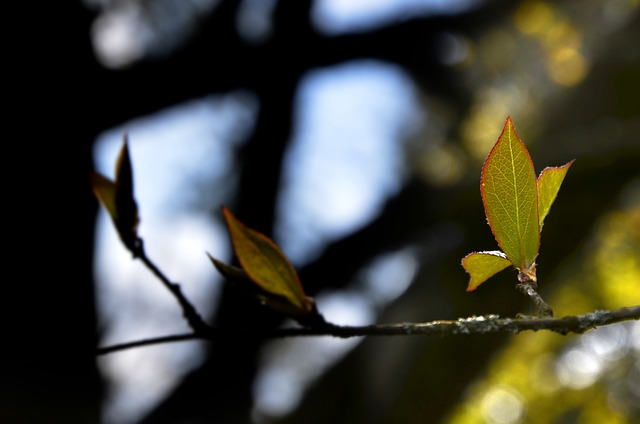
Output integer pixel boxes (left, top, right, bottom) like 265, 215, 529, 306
516, 281, 554, 317
96, 305, 640, 355
134, 238, 213, 335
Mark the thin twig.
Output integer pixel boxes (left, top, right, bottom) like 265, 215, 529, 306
97, 334, 203, 355
96, 305, 640, 356
516, 282, 554, 317
134, 239, 213, 334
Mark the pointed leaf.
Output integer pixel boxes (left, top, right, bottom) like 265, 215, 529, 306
113, 138, 140, 251
207, 253, 312, 319
462, 251, 512, 291
222, 207, 313, 318
207, 254, 252, 284
481, 117, 539, 272
537, 160, 574, 229
90, 137, 140, 252
90, 172, 117, 220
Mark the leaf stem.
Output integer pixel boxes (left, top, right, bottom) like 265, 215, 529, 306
96, 305, 640, 355
516, 281, 554, 317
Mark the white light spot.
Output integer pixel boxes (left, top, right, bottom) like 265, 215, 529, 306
556, 348, 602, 389
481, 386, 526, 424
92, 7, 148, 68
581, 323, 629, 362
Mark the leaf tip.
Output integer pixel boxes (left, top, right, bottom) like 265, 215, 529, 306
221, 205, 239, 229
221, 205, 237, 228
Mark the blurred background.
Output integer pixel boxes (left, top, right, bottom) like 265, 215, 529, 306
5, 0, 639, 423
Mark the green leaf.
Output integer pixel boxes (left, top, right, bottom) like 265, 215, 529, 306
481, 117, 539, 273
91, 136, 140, 252
462, 118, 573, 291
207, 253, 312, 320
222, 207, 313, 320
537, 160, 575, 229
462, 251, 512, 292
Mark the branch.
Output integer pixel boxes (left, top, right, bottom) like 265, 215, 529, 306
96, 305, 640, 355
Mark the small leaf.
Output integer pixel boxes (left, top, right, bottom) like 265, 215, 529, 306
208, 254, 252, 284
90, 136, 140, 252
221, 207, 313, 320
90, 173, 117, 220
207, 253, 311, 319
462, 117, 573, 291
462, 251, 512, 292
114, 137, 139, 245
537, 160, 574, 229
481, 117, 539, 273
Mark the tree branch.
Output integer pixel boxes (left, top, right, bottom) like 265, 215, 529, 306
96, 305, 640, 355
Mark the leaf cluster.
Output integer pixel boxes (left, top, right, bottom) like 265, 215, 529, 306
462, 117, 574, 293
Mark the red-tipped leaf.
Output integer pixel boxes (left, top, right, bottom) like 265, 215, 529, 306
537, 160, 575, 229
481, 117, 539, 274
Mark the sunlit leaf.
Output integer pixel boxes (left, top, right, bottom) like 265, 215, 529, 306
462, 251, 512, 292
90, 137, 140, 252
462, 117, 574, 291
481, 117, 539, 273
537, 160, 575, 229
208, 253, 315, 321
462, 118, 573, 291
222, 207, 314, 320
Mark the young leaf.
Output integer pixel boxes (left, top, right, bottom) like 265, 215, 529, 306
481, 117, 539, 273
462, 251, 512, 292
208, 254, 252, 284
207, 253, 315, 321
221, 207, 314, 320
90, 173, 117, 220
90, 137, 140, 252
537, 160, 575, 228
462, 117, 574, 291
